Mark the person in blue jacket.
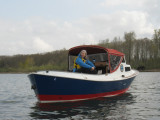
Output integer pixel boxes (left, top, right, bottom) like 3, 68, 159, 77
73, 50, 97, 74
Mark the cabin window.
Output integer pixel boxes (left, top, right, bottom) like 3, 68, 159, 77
110, 55, 122, 71
125, 67, 131, 71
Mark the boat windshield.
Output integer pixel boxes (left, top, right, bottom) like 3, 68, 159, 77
88, 53, 108, 62
109, 54, 123, 72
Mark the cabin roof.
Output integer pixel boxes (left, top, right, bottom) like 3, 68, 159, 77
107, 49, 124, 56
69, 45, 124, 56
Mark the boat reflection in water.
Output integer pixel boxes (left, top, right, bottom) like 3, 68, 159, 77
29, 93, 135, 120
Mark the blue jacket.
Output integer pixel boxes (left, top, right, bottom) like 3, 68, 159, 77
73, 54, 95, 72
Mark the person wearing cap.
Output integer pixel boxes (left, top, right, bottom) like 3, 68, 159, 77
73, 50, 97, 74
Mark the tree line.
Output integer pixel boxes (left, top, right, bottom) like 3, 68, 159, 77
0, 29, 160, 72
98, 29, 160, 70
0, 49, 68, 72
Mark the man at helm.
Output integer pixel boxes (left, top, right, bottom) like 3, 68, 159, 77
73, 50, 97, 74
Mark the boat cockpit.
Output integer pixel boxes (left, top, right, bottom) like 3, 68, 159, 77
68, 45, 126, 74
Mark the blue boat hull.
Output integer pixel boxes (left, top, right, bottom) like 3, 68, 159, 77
28, 73, 135, 103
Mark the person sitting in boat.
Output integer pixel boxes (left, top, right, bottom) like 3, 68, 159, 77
73, 50, 97, 74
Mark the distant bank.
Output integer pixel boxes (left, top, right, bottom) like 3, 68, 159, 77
142, 69, 160, 72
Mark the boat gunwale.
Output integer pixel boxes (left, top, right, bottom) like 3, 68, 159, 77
28, 69, 139, 82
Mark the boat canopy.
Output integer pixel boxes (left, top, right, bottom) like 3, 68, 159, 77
68, 45, 125, 73
69, 45, 124, 56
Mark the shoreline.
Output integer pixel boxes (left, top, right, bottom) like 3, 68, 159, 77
0, 71, 38, 74
140, 69, 160, 72
0, 69, 160, 74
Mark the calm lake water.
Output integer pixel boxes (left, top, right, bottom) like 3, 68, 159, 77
0, 72, 160, 120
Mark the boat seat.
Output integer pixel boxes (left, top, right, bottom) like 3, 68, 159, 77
95, 62, 109, 74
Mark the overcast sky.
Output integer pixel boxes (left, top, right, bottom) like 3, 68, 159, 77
0, 0, 160, 55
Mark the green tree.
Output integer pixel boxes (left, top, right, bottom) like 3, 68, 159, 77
153, 29, 160, 57
124, 32, 136, 64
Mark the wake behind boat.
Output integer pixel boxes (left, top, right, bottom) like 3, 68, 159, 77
28, 45, 138, 103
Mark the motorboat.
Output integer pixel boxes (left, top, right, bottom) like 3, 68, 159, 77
28, 45, 138, 103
